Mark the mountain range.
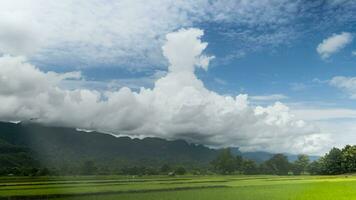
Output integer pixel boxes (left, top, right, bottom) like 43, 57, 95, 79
0, 121, 318, 171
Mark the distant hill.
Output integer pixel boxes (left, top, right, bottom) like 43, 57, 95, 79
234, 150, 319, 163
0, 121, 319, 171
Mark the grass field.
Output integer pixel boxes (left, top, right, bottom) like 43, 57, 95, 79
1, 175, 356, 199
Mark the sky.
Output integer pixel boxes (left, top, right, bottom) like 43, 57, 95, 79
1, 0, 356, 155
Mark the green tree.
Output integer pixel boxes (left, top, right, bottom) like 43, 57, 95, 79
341, 145, 356, 173
264, 154, 290, 175
242, 159, 258, 174
211, 148, 237, 174
324, 147, 344, 175
307, 159, 324, 175
235, 155, 244, 172
292, 154, 310, 175
174, 166, 186, 175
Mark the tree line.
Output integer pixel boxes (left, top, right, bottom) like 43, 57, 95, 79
2, 145, 356, 176
211, 148, 308, 175
211, 145, 356, 175
308, 145, 356, 175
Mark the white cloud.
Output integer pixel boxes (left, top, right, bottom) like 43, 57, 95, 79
317, 32, 353, 59
162, 29, 214, 73
250, 94, 288, 101
0, 28, 329, 154
329, 76, 356, 99
352, 51, 356, 56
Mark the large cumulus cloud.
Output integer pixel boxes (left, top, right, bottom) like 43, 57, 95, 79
0, 28, 329, 154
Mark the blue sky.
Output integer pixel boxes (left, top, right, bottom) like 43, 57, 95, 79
2, 0, 356, 154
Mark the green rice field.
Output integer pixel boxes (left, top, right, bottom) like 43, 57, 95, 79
1, 175, 356, 199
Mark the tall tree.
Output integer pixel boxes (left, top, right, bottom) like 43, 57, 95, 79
324, 147, 344, 175
235, 155, 244, 172
341, 145, 356, 173
242, 159, 258, 175
174, 166, 186, 175
292, 154, 310, 175
307, 159, 324, 175
211, 148, 237, 174
264, 154, 290, 175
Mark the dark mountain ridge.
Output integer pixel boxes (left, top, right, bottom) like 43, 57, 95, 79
0, 121, 318, 171
0, 121, 218, 169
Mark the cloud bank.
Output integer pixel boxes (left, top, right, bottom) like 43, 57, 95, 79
0, 28, 329, 154
317, 32, 353, 59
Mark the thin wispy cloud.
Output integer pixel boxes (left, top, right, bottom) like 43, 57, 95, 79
293, 108, 356, 121
329, 76, 356, 99
2, 0, 355, 70
250, 94, 288, 101
290, 83, 307, 92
